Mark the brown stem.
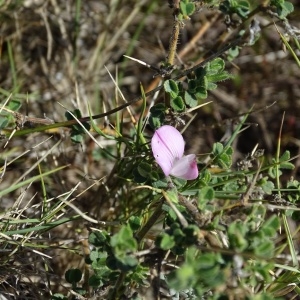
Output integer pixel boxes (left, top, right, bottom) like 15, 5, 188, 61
135, 200, 164, 243
167, 20, 180, 65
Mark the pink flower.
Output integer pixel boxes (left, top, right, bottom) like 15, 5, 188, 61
151, 125, 198, 180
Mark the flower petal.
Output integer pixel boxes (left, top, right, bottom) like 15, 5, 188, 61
151, 125, 185, 176
170, 154, 198, 180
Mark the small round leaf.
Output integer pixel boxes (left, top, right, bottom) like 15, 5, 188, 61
65, 268, 82, 284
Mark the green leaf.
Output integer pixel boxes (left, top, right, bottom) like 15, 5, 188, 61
133, 167, 147, 183
278, 1, 294, 18
129, 216, 141, 231
149, 114, 164, 129
207, 82, 218, 90
130, 265, 149, 285
197, 75, 208, 89
198, 186, 215, 204
220, 0, 250, 18
179, 1, 195, 17
0, 116, 9, 129
171, 96, 185, 111
7, 99, 21, 111
179, 1, 187, 16
111, 225, 137, 253
65, 268, 82, 284
164, 79, 179, 98
268, 166, 282, 178
65, 109, 81, 121
51, 294, 68, 300
184, 90, 197, 107
188, 79, 197, 92
149, 170, 159, 181
280, 161, 294, 170
228, 222, 249, 252
157, 233, 175, 250
279, 150, 290, 162
70, 132, 84, 143
207, 72, 231, 83
91, 249, 108, 261
208, 58, 225, 73
183, 225, 200, 245
224, 146, 233, 156
88, 231, 109, 247
283, 1, 294, 14
150, 103, 166, 116
261, 215, 280, 238
236, 0, 250, 17
218, 153, 232, 168
271, 0, 285, 4
212, 142, 224, 155
106, 255, 119, 270
195, 85, 208, 99
165, 189, 179, 203
185, 2, 195, 16
287, 179, 300, 189
65, 108, 90, 143
116, 255, 138, 271
168, 264, 195, 291
260, 179, 275, 195
173, 227, 185, 244
254, 239, 274, 258
88, 274, 103, 288
198, 169, 211, 185
196, 253, 225, 286
270, 151, 294, 170
227, 46, 240, 61
194, 67, 207, 80
137, 162, 152, 178
164, 205, 178, 223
